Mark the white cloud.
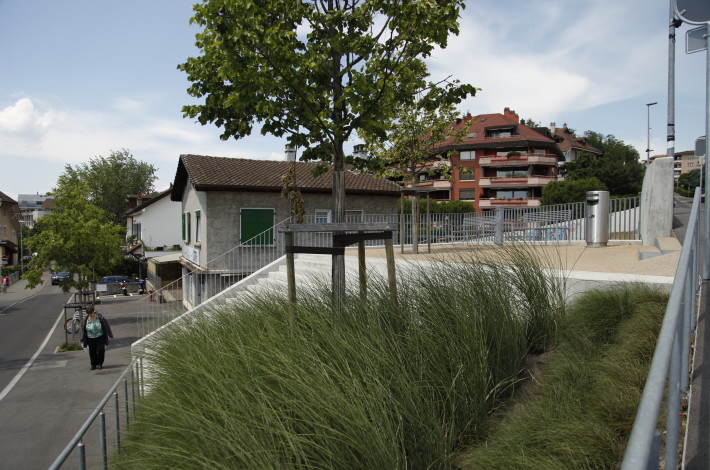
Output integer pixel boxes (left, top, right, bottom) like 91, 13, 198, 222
0, 97, 60, 142
426, 0, 666, 126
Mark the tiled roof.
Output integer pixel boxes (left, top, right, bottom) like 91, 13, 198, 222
171, 154, 402, 201
553, 128, 603, 155
126, 187, 173, 215
432, 112, 562, 156
0, 191, 17, 204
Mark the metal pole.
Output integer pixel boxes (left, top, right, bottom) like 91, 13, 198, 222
705, 29, 710, 278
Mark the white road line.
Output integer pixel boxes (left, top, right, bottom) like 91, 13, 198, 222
0, 307, 66, 402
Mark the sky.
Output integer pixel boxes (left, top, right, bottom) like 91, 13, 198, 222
0, 0, 706, 201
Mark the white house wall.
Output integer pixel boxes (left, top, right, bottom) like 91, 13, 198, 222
132, 195, 183, 250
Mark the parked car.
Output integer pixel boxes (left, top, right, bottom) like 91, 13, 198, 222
51, 272, 71, 285
99, 275, 138, 284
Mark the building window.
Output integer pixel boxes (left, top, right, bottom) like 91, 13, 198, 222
195, 211, 201, 243
345, 210, 363, 223
496, 190, 529, 199
459, 189, 475, 200
485, 127, 516, 138
315, 210, 331, 224
459, 150, 475, 161
240, 208, 275, 245
430, 190, 451, 200
496, 170, 527, 178
182, 213, 191, 243
459, 171, 475, 180
688, 163, 695, 167
132, 222, 142, 240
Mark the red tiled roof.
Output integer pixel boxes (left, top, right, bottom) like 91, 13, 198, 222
171, 154, 401, 201
553, 128, 603, 155
432, 112, 562, 156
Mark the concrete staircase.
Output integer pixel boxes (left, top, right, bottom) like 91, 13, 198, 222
220, 253, 392, 306
638, 236, 682, 261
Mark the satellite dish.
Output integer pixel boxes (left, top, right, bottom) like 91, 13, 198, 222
675, 0, 710, 24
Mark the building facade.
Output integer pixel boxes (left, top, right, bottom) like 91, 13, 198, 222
171, 154, 402, 309
0, 191, 21, 268
420, 108, 565, 211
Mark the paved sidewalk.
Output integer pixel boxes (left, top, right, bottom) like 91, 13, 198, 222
0, 271, 50, 312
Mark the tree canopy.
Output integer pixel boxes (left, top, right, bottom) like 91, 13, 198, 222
541, 177, 607, 206
180, 0, 475, 298
561, 132, 645, 196
22, 182, 125, 292
57, 149, 156, 225
179, 0, 474, 202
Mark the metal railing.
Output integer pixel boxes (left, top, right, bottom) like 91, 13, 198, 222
620, 189, 701, 469
48, 358, 144, 470
130, 198, 640, 342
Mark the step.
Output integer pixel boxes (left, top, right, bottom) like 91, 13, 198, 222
656, 236, 681, 255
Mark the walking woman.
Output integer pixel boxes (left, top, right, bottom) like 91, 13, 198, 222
81, 305, 114, 370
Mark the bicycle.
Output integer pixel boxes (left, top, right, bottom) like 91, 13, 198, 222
65, 310, 83, 336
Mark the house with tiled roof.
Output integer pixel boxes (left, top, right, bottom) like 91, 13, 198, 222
423, 108, 565, 211
170, 153, 401, 308
125, 187, 182, 257
549, 123, 603, 164
0, 191, 22, 269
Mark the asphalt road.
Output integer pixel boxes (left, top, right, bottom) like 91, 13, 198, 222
0, 282, 142, 470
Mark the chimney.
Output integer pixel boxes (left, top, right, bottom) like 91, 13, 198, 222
550, 122, 556, 135
285, 145, 296, 162
503, 107, 519, 123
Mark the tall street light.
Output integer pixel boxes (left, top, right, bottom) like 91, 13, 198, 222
646, 101, 658, 162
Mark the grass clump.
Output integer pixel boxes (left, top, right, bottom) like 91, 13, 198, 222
57, 342, 83, 352
457, 283, 668, 470
114, 246, 565, 469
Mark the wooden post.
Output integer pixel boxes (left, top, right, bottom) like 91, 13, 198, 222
358, 240, 366, 301
412, 191, 419, 254
384, 237, 398, 311
284, 232, 296, 322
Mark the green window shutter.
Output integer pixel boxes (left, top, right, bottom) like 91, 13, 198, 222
187, 213, 191, 243
182, 214, 185, 241
240, 209, 275, 245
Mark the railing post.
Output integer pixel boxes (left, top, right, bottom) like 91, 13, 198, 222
124, 378, 130, 428
77, 441, 86, 470
494, 208, 504, 245
100, 411, 108, 470
114, 390, 121, 451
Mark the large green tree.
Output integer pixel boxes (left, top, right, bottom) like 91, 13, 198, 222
58, 149, 156, 225
541, 177, 607, 206
180, 0, 474, 297
561, 132, 645, 196
22, 183, 124, 292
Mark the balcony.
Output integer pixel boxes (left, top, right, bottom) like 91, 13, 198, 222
479, 176, 555, 188
414, 180, 452, 189
479, 155, 559, 167
478, 198, 542, 208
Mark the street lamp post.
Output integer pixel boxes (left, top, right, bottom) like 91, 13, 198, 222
646, 101, 658, 162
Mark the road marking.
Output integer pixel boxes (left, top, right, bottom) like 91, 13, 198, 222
0, 307, 66, 402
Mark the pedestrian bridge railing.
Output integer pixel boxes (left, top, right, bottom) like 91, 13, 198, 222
48, 358, 144, 470
620, 189, 701, 469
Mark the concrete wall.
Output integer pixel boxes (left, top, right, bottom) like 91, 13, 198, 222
640, 157, 673, 245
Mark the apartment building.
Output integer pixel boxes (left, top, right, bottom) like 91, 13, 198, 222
418, 108, 565, 212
